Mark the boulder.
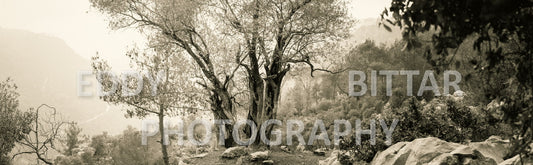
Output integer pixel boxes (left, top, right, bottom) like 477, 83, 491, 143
499, 155, 533, 165
221, 146, 249, 159
371, 137, 501, 165
468, 136, 510, 163
250, 151, 270, 161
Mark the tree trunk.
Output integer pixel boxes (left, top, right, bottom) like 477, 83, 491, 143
245, 76, 264, 147
210, 91, 236, 148
246, 65, 288, 147
246, 0, 263, 146
262, 73, 285, 145
244, 51, 264, 146
158, 107, 169, 165
244, 0, 291, 147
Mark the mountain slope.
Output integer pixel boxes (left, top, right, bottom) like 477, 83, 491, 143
0, 27, 138, 135
349, 18, 402, 46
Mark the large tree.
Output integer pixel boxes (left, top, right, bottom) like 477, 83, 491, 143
383, 0, 533, 157
208, 0, 351, 146
90, 0, 351, 147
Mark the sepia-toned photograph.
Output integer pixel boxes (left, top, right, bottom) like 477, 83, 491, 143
1, 0, 532, 164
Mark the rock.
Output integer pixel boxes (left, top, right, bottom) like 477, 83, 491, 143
178, 159, 188, 165
192, 153, 208, 158
337, 151, 352, 165
181, 156, 193, 164
174, 156, 190, 165
196, 147, 208, 154
262, 159, 274, 165
296, 145, 306, 152
430, 150, 497, 165
452, 90, 465, 101
371, 137, 501, 165
454, 90, 465, 97
319, 156, 340, 165
319, 150, 341, 165
251, 151, 270, 161
221, 146, 249, 159
450, 146, 475, 156
487, 100, 504, 110
499, 155, 533, 165
314, 148, 326, 156
280, 146, 290, 153
469, 136, 510, 163
236, 156, 245, 165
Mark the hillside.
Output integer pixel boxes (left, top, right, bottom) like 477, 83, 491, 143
0, 27, 139, 135
349, 18, 402, 46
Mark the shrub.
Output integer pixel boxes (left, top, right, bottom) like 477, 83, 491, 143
340, 96, 509, 163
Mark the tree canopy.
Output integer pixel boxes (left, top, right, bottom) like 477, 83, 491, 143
90, 0, 353, 148
383, 0, 533, 157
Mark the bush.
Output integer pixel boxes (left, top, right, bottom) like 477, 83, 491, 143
339, 96, 510, 163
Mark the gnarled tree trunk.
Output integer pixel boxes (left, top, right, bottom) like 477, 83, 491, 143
210, 90, 236, 148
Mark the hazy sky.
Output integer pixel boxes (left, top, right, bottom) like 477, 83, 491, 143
0, 0, 391, 69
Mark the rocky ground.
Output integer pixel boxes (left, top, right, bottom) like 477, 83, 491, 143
172, 136, 532, 165
367, 136, 533, 165
176, 147, 329, 165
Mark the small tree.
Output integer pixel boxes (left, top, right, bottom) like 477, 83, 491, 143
64, 123, 82, 156
0, 78, 32, 164
92, 43, 205, 165
13, 104, 69, 165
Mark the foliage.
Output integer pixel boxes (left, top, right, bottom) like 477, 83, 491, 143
64, 123, 82, 156
56, 126, 163, 165
383, 0, 533, 157
91, 46, 204, 119
108, 127, 163, 165
337, 96, 510, 163
278, 39, 516, 163
91, 38, 204, 164
0, 78, 32, 164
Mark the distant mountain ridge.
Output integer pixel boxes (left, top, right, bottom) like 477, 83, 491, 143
0, 27, 138, 135
349, 18, 402, 46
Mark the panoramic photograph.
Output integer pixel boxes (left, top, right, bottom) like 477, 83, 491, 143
1, 0, 532, 164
